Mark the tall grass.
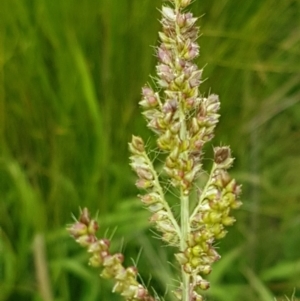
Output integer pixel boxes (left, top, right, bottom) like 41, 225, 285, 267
0, 0, 299, 300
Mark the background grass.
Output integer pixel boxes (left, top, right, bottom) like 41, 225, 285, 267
0, 0, 300, 300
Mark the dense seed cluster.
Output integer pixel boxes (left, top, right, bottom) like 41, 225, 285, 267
137, 5, 221, 196
129, 0, 242, 300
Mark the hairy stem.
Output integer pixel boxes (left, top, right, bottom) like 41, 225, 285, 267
190, 163, 217, 221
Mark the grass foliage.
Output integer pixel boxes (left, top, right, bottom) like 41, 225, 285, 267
0, 0, 300, 300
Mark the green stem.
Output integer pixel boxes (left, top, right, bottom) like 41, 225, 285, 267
175, 1, 191, 300
181, 191, 190, 301
178, 75, 190, 301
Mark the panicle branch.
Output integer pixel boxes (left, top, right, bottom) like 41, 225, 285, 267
67, 208, 156, 301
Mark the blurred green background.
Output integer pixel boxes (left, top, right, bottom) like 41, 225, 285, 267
0, 0, 300, 300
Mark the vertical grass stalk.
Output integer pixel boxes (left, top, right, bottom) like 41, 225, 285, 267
68, 0, 242, 300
